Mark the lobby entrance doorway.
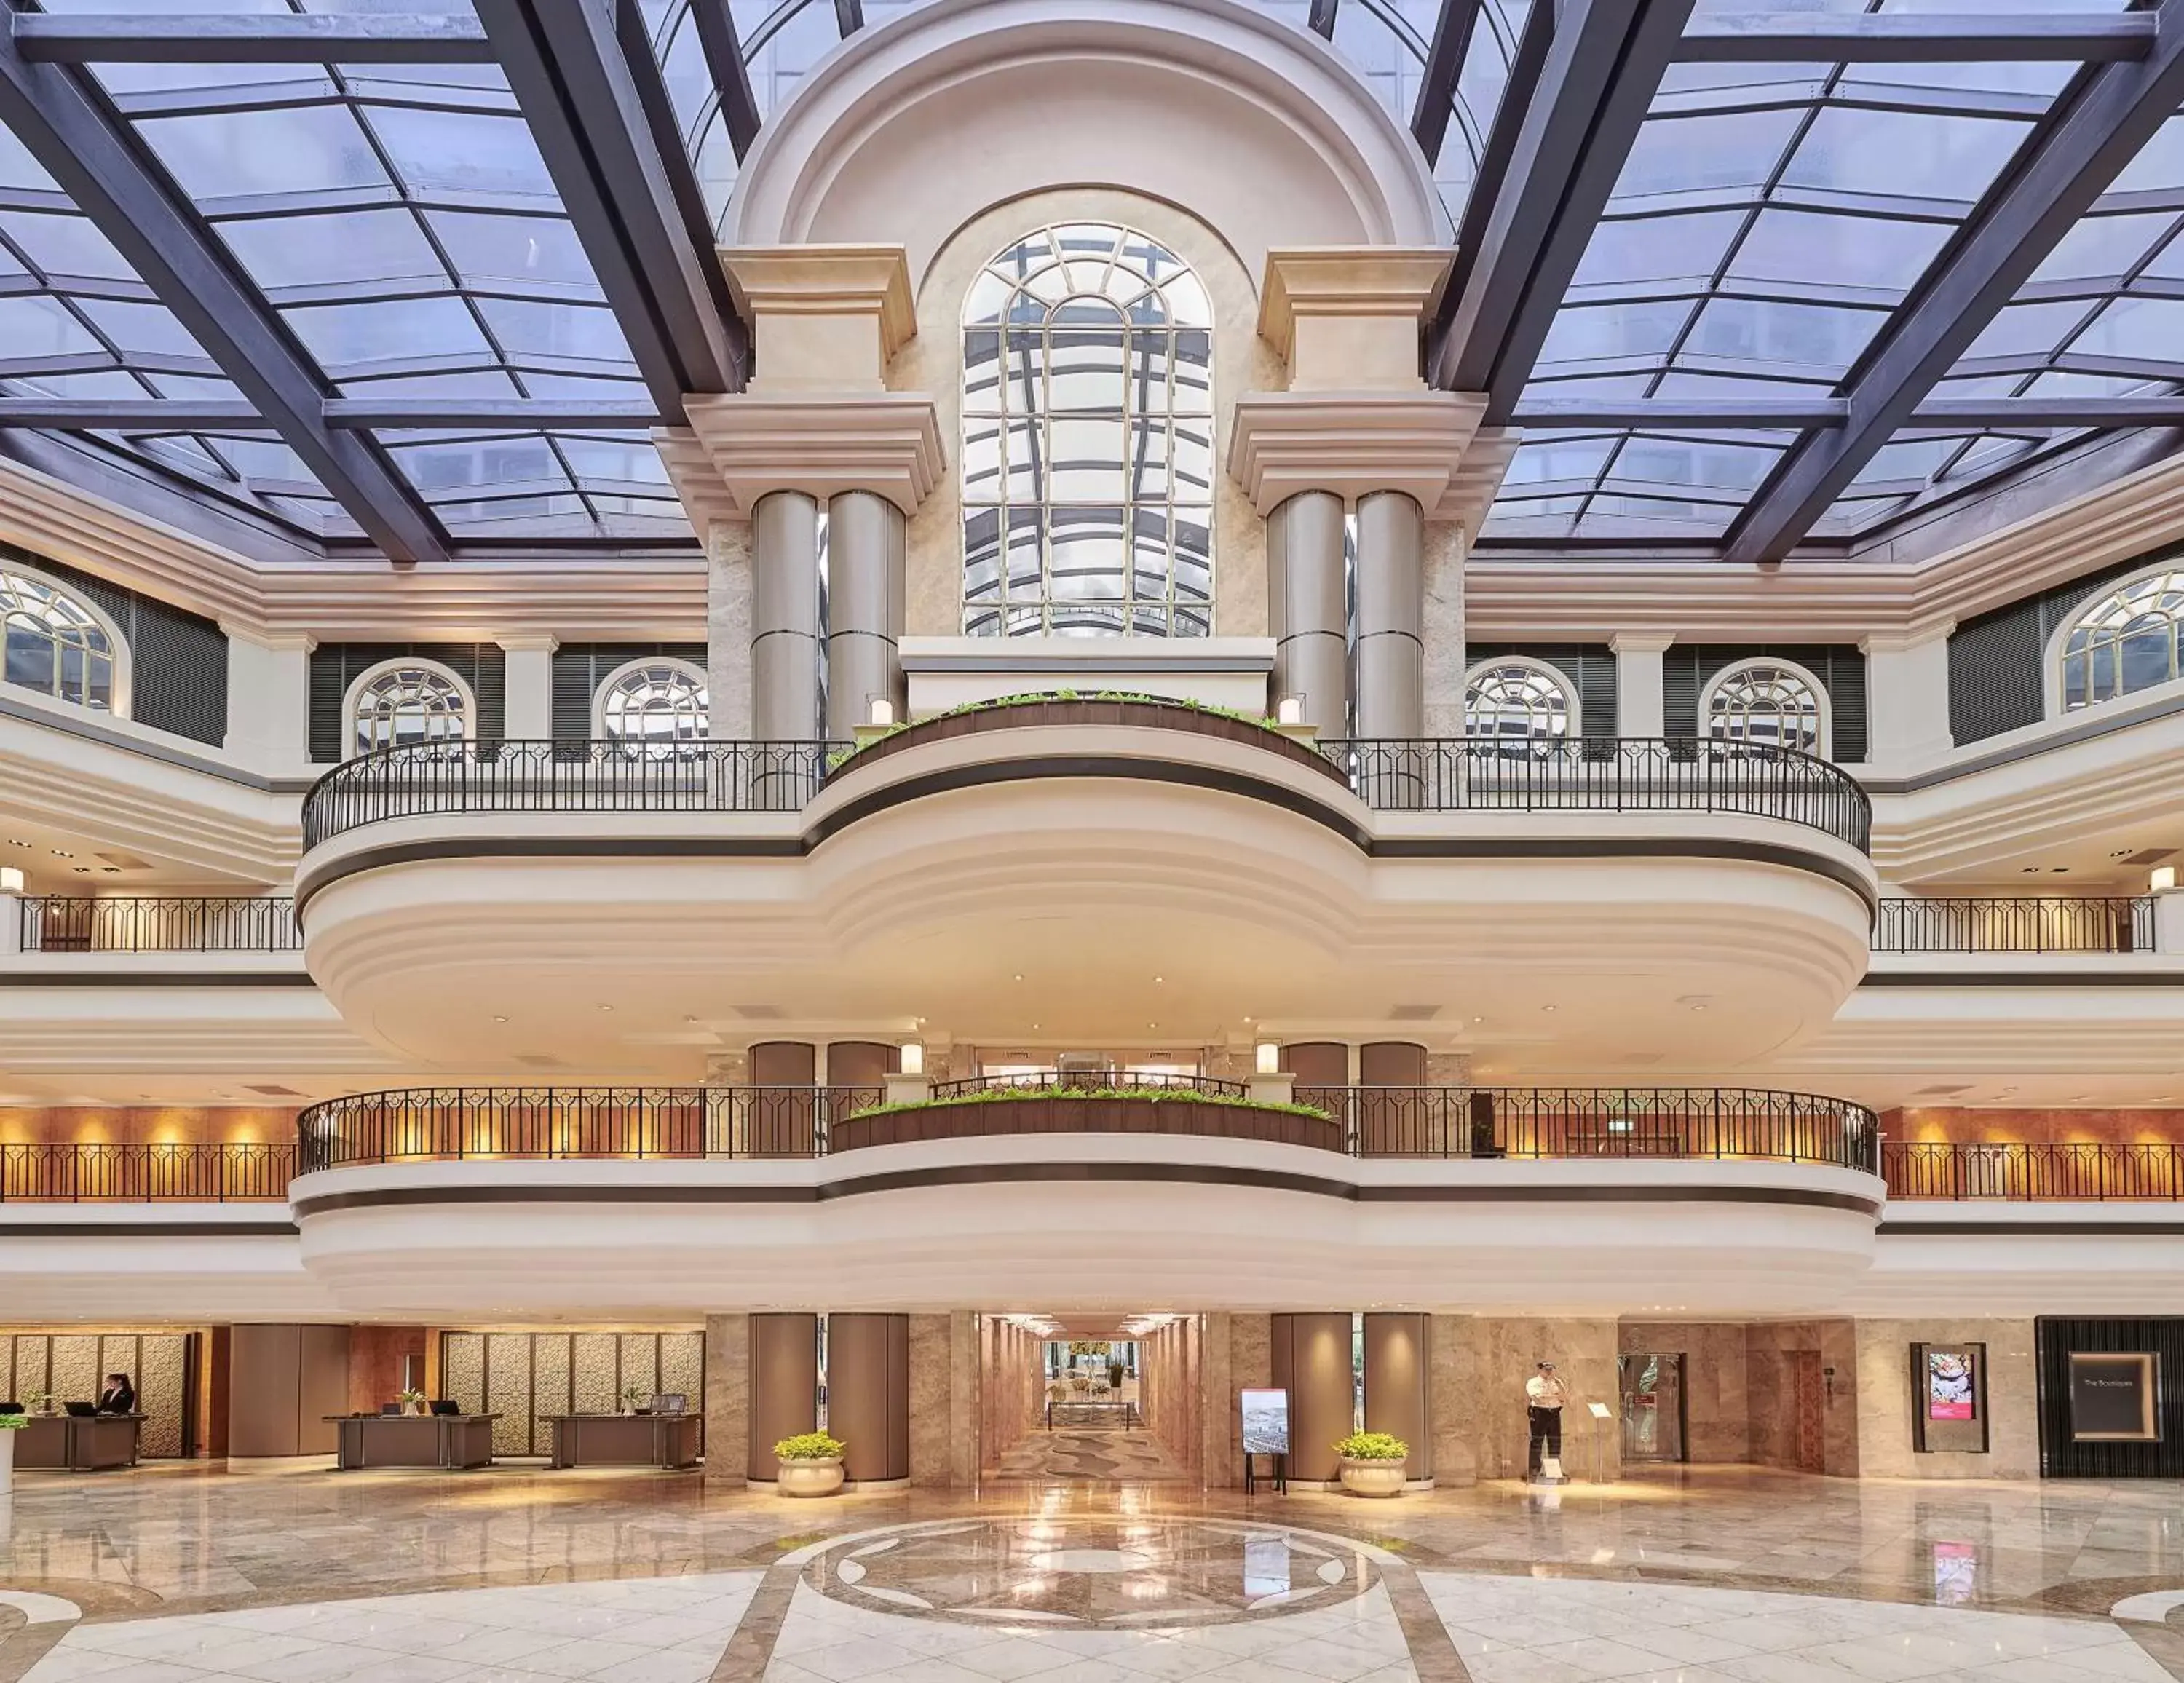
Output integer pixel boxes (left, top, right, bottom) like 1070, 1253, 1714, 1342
981, 1313, 1201, 1484
1618, 1352, 1687, 1464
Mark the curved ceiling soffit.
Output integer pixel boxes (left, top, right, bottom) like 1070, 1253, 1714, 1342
729, 0, 1447, 280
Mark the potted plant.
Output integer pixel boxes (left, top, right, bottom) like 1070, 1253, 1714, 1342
0, 1408, 25, 1497
396, 1387, 428, 1417
622, 1384, 649, 1416
773, 1430, 846, 1496
1334, 1431, 1410, 1497
22, 1389, 52, 1419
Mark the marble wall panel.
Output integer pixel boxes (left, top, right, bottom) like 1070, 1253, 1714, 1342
345, 1326, 427, 1417
1473, 1318, 1622, 1482
949, 1310, 979, 1488
703, 1313, 748, 1487
1429, 1315, 1483, 1486
1619, 1320, 1752, 1465
1747, 1320, 1860, 1477
1856, 1318, 2038, 1480
907, 1312, 951, 1486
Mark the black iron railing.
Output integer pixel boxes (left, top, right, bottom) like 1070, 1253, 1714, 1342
1883, 1141, 2184, 1200
299, 740, 844, 849
0, 1141, 295, 1201
295, 1084, 885, 1172
1872, 896, 2155, 953
1302, 1085, 1880, 1171
1324, 737, 1872, 852
17, 896, 301, 954
930, 1071, 1249, 1098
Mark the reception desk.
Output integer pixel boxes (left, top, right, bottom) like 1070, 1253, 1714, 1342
328, 1413, 497, 1470
547, 1413, 700, 1470
12, 1414, 143, 1471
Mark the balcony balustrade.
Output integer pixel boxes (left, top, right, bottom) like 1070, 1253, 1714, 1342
1881, 1141, 2184, 1200
298, 727, 1873, 852
15, 895, 300, 954
0, 1141, 294, 1201
1871, 895, 2155, 954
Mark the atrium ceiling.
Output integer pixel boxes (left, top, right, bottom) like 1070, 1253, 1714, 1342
0, 0, 2180, 566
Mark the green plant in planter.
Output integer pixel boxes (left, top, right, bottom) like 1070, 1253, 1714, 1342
1334, 1430, 1409, 1462
774, 1430, 847, 1462
0, 1411, 28, 1430
846, 1084, 1332, 1122
826, 689, 1301, 767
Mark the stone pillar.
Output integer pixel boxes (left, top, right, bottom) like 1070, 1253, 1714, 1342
907, 1312, 951, 1486
221, 627, 312, 775
825, 488, 906, 734
706, 521, 755, 742
1269, 489, 1348, 734
1613, 633, 1671, 741
751, 491, 823, 741
1863, 628, 1954, 772
745, 1311, 818, 1483
1421, 521, 1467, 737
703, 1312, 749, 1487
1429, 1313, 1483, 1486
498, 633, 556, 742
949, 1308, 980, 1489
827, 1312, 910, 1486
1353, 490, 1424, 740
1363, 1312, 1431, 1484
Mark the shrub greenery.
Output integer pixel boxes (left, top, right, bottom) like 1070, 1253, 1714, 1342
845, 1084, 1332, 1122
1334, 1430, 1409, 1462
826, 689, 1295, 767
774, 1430, 847, 1461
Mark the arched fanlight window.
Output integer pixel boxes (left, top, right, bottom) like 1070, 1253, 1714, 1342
1703, 660, 1827, 756
596, 658, 708, 754
961, 222, 1214, 638
1463, 659, 1575, 748
2060, 569, 2184, 712
347, 660, 472, 756
1, 566, 123, 713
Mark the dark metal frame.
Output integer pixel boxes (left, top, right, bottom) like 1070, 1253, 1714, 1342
0, 1141, 294, 1202
1885, 1141, 2184, 1201
17, 895, 301, 954
1872, 896, 2155, 954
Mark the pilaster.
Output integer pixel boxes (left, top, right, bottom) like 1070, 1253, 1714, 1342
1612, 633, 1674, 741
220, 625, 313, 776
1862, 627, 1955, 774
497, 633, 558, 742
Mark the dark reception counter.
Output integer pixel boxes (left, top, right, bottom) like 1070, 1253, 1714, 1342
328, 1413, 497, 1470
547, 1412, 700, 1469
12, 1414, 143, 1470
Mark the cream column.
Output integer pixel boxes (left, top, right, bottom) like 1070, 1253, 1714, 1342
1613, 633, 1672, 740
655, 245, 939, 742
220, 626, 312, 776
497, 633, 556, 742
1229, 250, 1516, 738
1269, 488, 1348, 732
1863, 627, 1955, 773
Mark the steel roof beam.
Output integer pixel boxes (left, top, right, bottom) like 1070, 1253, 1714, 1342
1412, 0, 1481, 164
0, 397, 668, 429
1724, 0, 2184, 565
836, 0, 866, 36
1430, 0, 1696, 416
0, 29, 446, 561
1309, 0, 1342, 41
1679, 12, 2155, 64
12, 13, 495, 64
1512, 395, 2184, 428
475, 0, 741, 419
687, 1, 760, 159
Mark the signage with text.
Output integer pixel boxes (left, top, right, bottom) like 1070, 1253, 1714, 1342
2069, 1351, 2161, 1443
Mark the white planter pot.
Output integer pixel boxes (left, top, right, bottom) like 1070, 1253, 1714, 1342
0, 1427, 15, 1497
777, 1457, 844, 1497
1338, 1458, 1407, 1498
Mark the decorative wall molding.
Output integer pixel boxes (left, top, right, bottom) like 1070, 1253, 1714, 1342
1227, 391, 1501, 523
657, 392, 946, 523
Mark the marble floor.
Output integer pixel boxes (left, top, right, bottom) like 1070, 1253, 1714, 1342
989, 1427, 1192, 1482
2, 1465, 2183, 1682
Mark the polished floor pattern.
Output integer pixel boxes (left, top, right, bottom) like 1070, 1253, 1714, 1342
4, 1467, 2184, 1682
989, 1427, 1192, 1483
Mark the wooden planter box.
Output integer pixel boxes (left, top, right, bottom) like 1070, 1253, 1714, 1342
841, 697, 1348, 785
830, 1093, 1342, 1153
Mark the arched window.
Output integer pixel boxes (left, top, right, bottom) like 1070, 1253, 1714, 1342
961, 223, 1214, 638
596, 658, 708, 754
2060, 569, 2184, 712
1703, 660, 1827, 756
347, 660, 472, 756
1, 566, 123, 713
1464, 659, 1576, 749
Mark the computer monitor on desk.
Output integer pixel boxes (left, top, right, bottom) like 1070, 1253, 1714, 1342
649, 1394, 687, 1415
63, 1401, 96, 1418
430, 1400, 459, 1417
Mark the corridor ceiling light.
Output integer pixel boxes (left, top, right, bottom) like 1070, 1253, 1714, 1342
0, 866, 21, 893
899, 1041, 925, 1075
1255, 1041, 1281, 1075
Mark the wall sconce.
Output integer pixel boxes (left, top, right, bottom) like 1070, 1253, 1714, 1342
2154, 866, 2177, 892
1254, 1040, 1281, 1076
0, 866, 20, 893
1276, 696, 1305, 726
869, 697, 896, 727
899, 1041, 925, 1076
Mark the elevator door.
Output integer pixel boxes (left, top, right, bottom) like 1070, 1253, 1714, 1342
1618, 1352, 1686, 1463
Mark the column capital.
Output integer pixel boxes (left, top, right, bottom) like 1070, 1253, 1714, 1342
494, 632, 560, 654
1258, 248, 1451, 391
217, 622, 314, 654
720, 244, 916, 392
1227, 389, 1516, 530
655, 392, 945, 521
1610, 633, 1675, 657
1860, 623, 1956, 655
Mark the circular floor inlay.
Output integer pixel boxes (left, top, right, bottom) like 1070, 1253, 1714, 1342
808, 1518, 1380, 1628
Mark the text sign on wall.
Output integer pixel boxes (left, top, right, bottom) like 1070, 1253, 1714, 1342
2070, 1351, 2161, 1442
1240, 1387, 1289, 1454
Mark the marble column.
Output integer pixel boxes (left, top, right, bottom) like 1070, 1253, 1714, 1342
949, 1309, 980, 1489
1353, 489, 1424, 740
1613, 633, 1671, 740
751, 490, 822, 741
497, 633, 556, 742
825, 488, 906, 734
907, 1312, 951, 1486
705, 521, 754, 742
1429, 1314, 1483, 1486
1269, 489, 1348, 734
703, 1312, 749, 1487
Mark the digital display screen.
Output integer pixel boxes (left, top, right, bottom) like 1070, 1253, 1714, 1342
1927, 1350, 1976, 1421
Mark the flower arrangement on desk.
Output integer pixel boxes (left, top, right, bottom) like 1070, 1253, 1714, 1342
396, 1387, 428, 1417
622, 1384, 649, 1416
19, 1389, 53, 1418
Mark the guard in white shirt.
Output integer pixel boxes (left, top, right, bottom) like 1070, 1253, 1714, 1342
1525, 1361, 1570, 1478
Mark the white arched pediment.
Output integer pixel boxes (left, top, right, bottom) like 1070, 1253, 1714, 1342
730, 0, 1447, 286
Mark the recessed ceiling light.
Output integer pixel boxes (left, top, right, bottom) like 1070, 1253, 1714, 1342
1541, 1005, 1558, 1013
492, 1015, 509, 1023
50, 849, 72, 859
1153, 975, 1164, 983
6, 839, 28, 849
597, 1003, 614, 1013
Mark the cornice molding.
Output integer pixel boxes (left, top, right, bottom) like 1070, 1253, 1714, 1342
658, 392, 946, 520
1226, 390, 1506, 523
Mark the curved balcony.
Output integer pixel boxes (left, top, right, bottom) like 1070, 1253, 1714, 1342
282, 1080, 1885, 1317
292, 703, 1875, 1074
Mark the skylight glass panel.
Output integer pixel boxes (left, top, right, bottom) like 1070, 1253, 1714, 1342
1961, 301, 2094, 363
389, 435, 572, 494
1779, 108, 2028, 203
473, 298, 635, 365
365, 108, 557, 197
1572, 213, 1746, 290
1681, 299, 1887, 378
1727, 210, 1952, 293
0, 297, 103, 361
283, 296, 495, 365
72, 300, 209, 360
2073, 296, 2184, 365
2030, 213, 2177, 284
1614, 111, 1805, 201
133, 106, 390, 200
424, 212, 601, 292
1610, 436, 1782, 493
0, 213, 135, 282
215, 210, 443, 290
1535, 301, 1696, 368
